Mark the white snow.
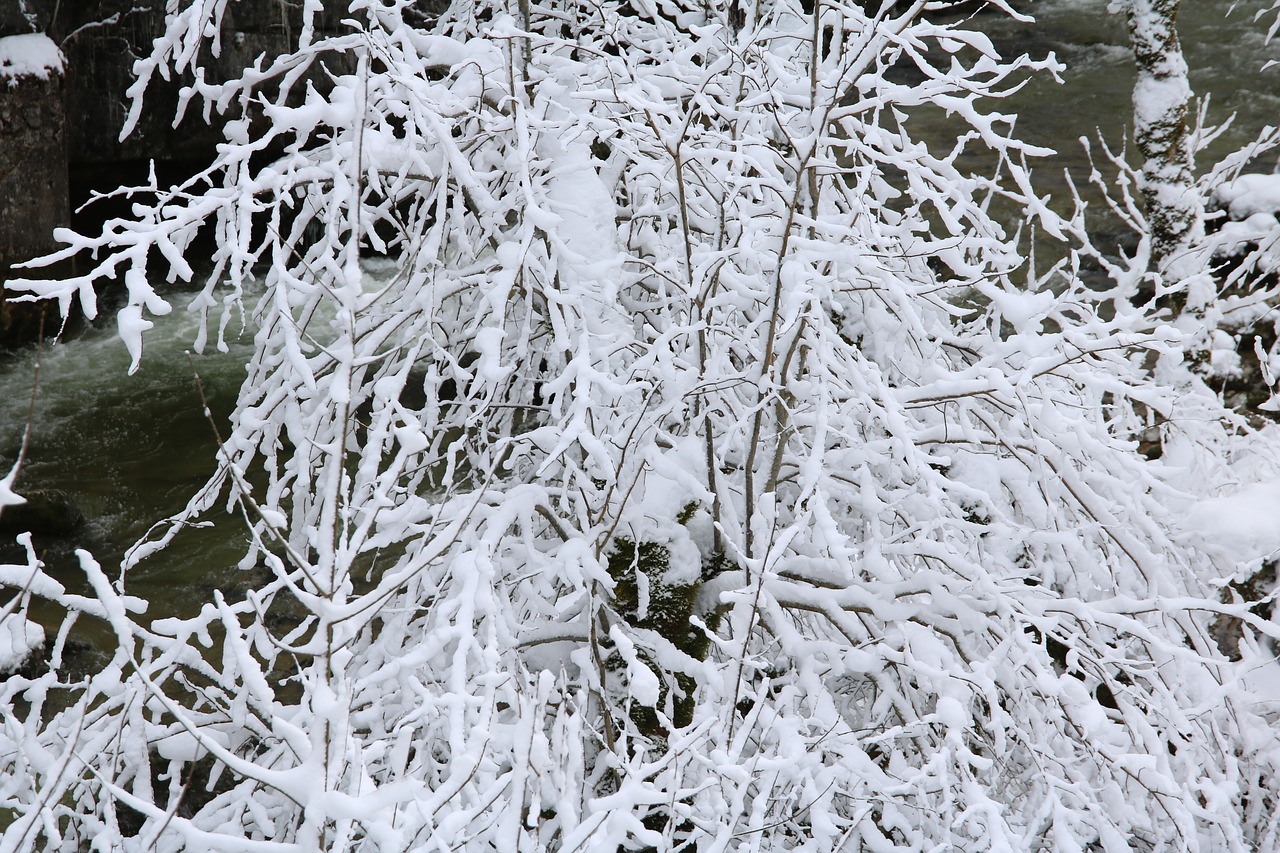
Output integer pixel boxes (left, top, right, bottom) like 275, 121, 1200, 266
1207, 175, 1280, 271
1208, 329, 1243, 378
1189, 481, 1280, 563
1244, 651, 1280, 727
9, 0, 1280, 848
1131, 69, 1191, 132
0, 466, 24, 512
1215, 173, 1280, 220
0, 34, 63, 82
0, 615, 42, 675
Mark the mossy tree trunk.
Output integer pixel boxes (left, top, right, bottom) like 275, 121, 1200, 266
606, 535, 720, 739
1118, 0, 1203, 286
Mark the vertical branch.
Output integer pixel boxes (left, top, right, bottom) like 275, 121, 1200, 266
519, 0, 533, 98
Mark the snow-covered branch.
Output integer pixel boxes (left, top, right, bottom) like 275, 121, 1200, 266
3, 0, 1280, 849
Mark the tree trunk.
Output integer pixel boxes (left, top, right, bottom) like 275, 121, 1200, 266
1120, 0, 1202, 283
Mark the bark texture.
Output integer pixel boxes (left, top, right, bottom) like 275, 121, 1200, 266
1120, 0, 1202, 281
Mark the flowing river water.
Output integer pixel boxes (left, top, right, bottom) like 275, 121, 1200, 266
1, 0, 1278, 652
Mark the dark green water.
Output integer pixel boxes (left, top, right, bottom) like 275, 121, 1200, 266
912, 0, 1280, 258
0, 295, 254, 633
983, 0, 1279, 165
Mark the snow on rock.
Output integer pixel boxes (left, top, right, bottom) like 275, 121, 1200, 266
0, 34, 64, 82
1214, 173, 1280, 220
1214, 213, 1280, 262
1188, 481, 1280, 563
1208, 173, 1280, 271
0, 614, 43, 675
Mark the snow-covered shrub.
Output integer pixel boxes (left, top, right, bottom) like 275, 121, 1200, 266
3, 0, 1280, 850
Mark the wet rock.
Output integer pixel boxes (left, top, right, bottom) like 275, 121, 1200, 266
38, 635, 106, 683
0, 33, 67, 349
0, 488, 85, 536
0, 2, 53, 39
0, 286, 54, 349
52, 1, 354, 168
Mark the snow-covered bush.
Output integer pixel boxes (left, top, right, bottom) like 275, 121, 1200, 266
3, 0, 1280, 850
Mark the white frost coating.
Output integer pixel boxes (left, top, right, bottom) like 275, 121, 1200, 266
0, 33, 63, 81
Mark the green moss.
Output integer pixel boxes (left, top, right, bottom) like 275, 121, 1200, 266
606, 537, 707, 733
604, 501, 734, 736
608, 540, 698, 641
603, 520, 730, 849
